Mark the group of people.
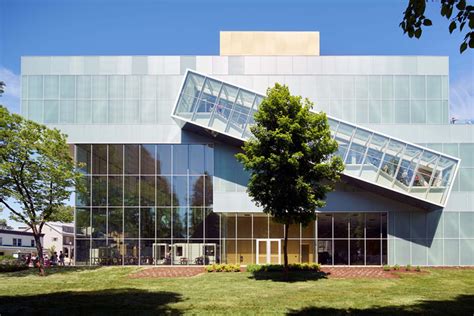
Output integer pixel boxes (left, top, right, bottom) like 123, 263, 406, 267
22, 251, 67, 267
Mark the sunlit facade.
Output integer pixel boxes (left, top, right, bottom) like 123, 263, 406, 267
20, 32, 474, 266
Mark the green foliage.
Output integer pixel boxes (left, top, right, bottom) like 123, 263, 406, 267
236, 84, 343, 269
400, 0, 473, 53
0, 105, 84, 273
246, 263, 321, 273
393, 264, 401, 271
0, 255, 15, 260
406, 264, 412, 271
205, 264, 241, 272
0, 81, 5, 96
415, 265, 422, 272
383, 265, 391, 271
0, 259, 28, 273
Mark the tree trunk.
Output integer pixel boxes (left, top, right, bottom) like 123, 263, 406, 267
34, 234, 45, 276
284, 223, 289, 279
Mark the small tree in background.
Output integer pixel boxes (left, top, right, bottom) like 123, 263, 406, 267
0, 106, 82, 275
236, 84, 344, 274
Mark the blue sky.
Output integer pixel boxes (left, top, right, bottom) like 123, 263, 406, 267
0, 0, 472, 225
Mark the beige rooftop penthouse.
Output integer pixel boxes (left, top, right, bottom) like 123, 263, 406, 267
219, 31, 320, 56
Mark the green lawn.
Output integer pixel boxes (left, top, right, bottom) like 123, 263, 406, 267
0, 267, 473, 315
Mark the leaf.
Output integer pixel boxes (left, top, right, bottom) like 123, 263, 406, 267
456, 0, 466, 11
441, 4, 447, 17
423, 19, 432, 26
447, 6, 453, 19
449, 21, 457, 33
469, 16, 474, 29
460, 21, 466, 31
469, 36, 474, 49
460, 42, 468, 53
415, 28, 422, 38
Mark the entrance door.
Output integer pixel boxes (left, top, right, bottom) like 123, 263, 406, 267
256, 239, 281, 264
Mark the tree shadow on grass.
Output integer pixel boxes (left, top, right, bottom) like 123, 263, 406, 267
248, 270, 329, 282
1, 266, 103, 277
0, 288, 183, 315
287, 294, 474, 316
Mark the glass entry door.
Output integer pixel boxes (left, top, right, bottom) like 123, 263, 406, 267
256, 239, 281, 264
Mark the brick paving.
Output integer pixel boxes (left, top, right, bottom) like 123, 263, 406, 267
129, 266, 404, 279
320, 267, 397, 279
129, 266, 205, 278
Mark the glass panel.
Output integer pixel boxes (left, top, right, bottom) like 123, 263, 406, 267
157, 145, 172, 174
108, 176, 123, 206
366, 213, 381, 238
411, 100, 426, 123
189, 207, 204, 239
28, 100, 43, 123
28, 76, 43, 99
44, 75, 59, 99
92, 176, 107, 206
333, 213, 349, 238
350, 213, 364, 238
76, 208, 91, 237
44, 100, 59, 123
189, 176, 204, 207
141, 100, 156, 123
355, 76, 368, 99
426, 101, 443, 124
124, 145, 139, 174
60, 75, 75, 99
92, 145, 107, 174
368, 76, 380, 99
366, 240, 381, 265
189, 145, 204, 174
157, 208, 171, 238
105, 145, 121, 175
173, 207, 187, 238
173, 175, 187, 207
317, 240, 332, 265
77, 76, 91, 99
394, 100, 410, 123
381, 76, 393, 99
141, 76, 157, 99
92, 100, 108, 123
394, 76, 409, 99
410, 76, 425, 99
427, 76, 442, 99
60, 100, 75, 123
350, 239, 364, 265
76, 144, 91, 174
317, 213, 332, 238
334, 240, 348, 265
173, 145, 188, 174
109, 76, 124, 99
91, 208, 106, 238
108, 208, 123, 238
141, 176, 155, 206
76, 100, 91, 123
125, 76, 140, 99
368, 100, 381, 123
460, 144, 474, 167
124, 100, 140, 123
108, 100, 123, 123
92, 76, 107, 99
141, 145, 156, 174
157, 176, 172, 206
124, 176, 139, 206
140, 207, 155, 239
124, 208, 139, 238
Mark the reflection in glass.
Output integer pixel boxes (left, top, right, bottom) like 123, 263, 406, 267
92, 145, 107, 174
140, 176, 155, 206
108, 208, 123, 238
124, 176, 139, 206
124, 145, 139, 174
141, 145, 156, 174
124, 208, 139, 238
157, 145, 172, 174
108, 176, 123, 206
76, 208, 90, 237
92, 176, 107, 206
173, 207, 187, 238
140, 208, 155, 239
91, 208, 106, 238
108, 144, 123, 174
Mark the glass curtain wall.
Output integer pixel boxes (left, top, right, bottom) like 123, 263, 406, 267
75, 143, 218, 266
222, 212, 387, 266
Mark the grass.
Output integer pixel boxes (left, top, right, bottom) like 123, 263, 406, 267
0, 267, 473, 315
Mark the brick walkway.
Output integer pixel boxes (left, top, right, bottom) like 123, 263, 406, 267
129, 266, 205, 278
321, 267, 397, 279
129, 266, 404, 279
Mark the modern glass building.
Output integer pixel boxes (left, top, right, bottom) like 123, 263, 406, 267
20, 32, 474, 266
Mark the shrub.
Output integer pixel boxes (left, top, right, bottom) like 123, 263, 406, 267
0, 259, 28, 273
246, 263, 321, 273
393, 264, 400, 271
405, 264, 412, 271
415, 265, 422, 272
383, 265, 391, 271
0, 255, 15, 261
205, 264, 240, 273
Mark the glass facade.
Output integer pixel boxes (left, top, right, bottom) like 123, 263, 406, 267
222, 212, 387, 266
174, 71, 460, 207
75, 144, 218, 265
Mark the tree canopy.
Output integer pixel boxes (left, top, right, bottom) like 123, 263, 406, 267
401, 0, 474, 53
236, 84, 344, 270
0, 105, 82, 274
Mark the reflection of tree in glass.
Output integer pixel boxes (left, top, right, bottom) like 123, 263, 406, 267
157, 208, 171, 238
190, 173, 213, 207
124, 208, 139, 238
141, 208, 155, 238
76, 209, 90, 236
157, 176, 176, 206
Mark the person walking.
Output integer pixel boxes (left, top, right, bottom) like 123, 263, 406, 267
59, 251, 65, 266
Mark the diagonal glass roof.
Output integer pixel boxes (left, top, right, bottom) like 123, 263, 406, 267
172, 70, 460, 208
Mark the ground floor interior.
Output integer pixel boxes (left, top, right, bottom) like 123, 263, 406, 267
75, 212, 388, 266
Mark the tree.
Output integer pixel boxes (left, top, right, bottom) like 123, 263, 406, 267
236, 84, 344, 273
0, 218, 13, 230
0, 81, 5, 96
401, 0, 474, 53
0, 105, 82, 275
